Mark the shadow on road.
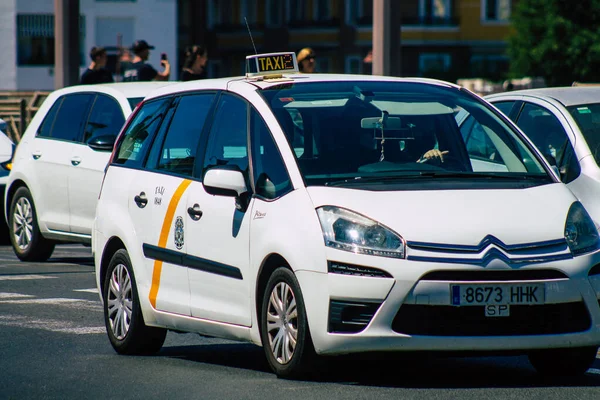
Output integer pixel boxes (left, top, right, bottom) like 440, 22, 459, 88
157, 342, 600, 388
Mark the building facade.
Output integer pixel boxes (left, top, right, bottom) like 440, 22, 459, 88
178, 0, 514, 82
0, 0, 177, 90
0, 0, 513, 90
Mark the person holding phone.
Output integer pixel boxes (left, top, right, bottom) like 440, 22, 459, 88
180, 45, 208, 81
123, 40, 170, 82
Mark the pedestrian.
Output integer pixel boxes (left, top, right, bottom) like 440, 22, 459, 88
180, 45, 208, 81
123, 40, 170, 82
297, 47, 317, 73
80, 46, 114, 84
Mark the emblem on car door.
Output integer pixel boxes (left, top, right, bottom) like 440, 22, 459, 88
253, 210, 266, 220
174, 216, 184, 249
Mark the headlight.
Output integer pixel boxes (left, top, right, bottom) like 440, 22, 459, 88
565, 202, 599, 256
316, 206, 405, 259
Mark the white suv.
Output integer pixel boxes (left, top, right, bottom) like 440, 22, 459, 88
94, 53, 600, 378
5, 82, 175, 261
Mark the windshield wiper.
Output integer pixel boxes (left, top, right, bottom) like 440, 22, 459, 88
324, 172, 550, 186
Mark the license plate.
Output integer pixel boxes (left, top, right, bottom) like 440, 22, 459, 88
451, 283, 545, 306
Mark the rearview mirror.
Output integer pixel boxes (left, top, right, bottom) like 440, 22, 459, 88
361, 116, 402, 130
87, 134, 117, 152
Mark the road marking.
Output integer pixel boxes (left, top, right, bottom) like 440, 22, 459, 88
0, 297, 101, 311
74, 288, 98, 294
0, 315, 104, 335
587, 368, 600, 375
0, 274, 57, 281
0, 292, 34, 299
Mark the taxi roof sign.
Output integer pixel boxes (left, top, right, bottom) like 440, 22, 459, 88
246, 52, 299, 78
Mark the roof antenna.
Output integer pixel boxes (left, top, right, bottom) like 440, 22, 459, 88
245, 17, 257, 55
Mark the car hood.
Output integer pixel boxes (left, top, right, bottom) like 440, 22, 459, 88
306, 183, 575, 245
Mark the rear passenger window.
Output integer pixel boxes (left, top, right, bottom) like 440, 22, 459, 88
155, 94, 215, 177
83, 94, 125, 143
37, 98, 62, 138
45, 94, 94, 142
202, 94, 249, 176
113, 98, 171, 168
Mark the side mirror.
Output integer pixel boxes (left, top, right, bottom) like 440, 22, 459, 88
87, 134, 117, 152
203, 167, 249, 212
204, 168, 248, 196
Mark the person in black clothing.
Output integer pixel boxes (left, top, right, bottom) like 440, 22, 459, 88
180, 45, 208, 81
123, 40, 170, 82
80, 47, 114, 84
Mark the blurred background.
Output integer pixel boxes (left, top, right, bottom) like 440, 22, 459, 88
2, 0, 600, 140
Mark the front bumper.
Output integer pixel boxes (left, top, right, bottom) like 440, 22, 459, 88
297, 248, 600, 356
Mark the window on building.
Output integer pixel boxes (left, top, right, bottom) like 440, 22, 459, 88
206, 60, 222, 79
313, 0, 333, 21
345, 0, 373, 25
316, 57, 331, 74
287, 0, 307, 23
482, 0, 511, 22
419, 53, 451, 76
470, 55, 509, 80
208, 0, 233, 28
17, 14, 86, 66
240, 0, 257, 26
419, 0, 451, 24
345, 56, 363, 74
266, 0, 283, 26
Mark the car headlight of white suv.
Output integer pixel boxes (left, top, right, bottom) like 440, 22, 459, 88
317, 206, 405, 259
565, 201, 600, 256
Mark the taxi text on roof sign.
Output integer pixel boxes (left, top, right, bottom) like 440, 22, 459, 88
246, 52, 299, 78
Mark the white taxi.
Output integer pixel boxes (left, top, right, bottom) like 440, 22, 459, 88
94, 53, 600, 378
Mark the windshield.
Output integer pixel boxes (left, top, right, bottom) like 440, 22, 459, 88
567, 103, 600, 166
260, 81, 549, 187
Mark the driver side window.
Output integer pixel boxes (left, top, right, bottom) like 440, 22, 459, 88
202, 94, 249, 177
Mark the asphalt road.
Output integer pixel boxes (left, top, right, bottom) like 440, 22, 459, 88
1, 244, 600, 400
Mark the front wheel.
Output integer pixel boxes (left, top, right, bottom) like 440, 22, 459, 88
260, 267, 316, 378
8, 186, 54, 261
528, 346, 598, 377
103, 249, 166, 355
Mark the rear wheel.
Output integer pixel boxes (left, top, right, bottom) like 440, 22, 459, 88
9, 186, 54, 261
103, 249, 166, 355
260, 267, 316, 378
528, 346, 598, 377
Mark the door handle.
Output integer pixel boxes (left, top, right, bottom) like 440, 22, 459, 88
32, 151, 42, 160
71, 156, 82, 166
187, 204, 203, 221
134, 192, 148, 208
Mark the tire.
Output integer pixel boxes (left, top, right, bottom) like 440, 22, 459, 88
260, 267, 316, 378
528, 346, 598, 377
103, 249, 166, 355
8, 186, 54, 261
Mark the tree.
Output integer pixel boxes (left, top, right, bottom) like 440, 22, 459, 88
508, 0, 600, 86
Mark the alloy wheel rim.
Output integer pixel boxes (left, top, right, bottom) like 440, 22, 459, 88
13, 197, 33, 250
107, 263, 133, 340
267, 281, 298, 364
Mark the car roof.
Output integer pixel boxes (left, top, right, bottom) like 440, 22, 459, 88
487, 86, 600, 107
52, 81, 179, 99
144, 74, 460, 101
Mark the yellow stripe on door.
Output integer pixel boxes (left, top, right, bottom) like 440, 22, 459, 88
149, 179, 192, 308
